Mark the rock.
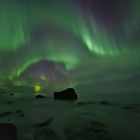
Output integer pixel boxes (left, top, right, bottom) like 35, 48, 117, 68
77, 101, 94, 105
54, 88, 78, 100
33, 118, 53, 127
77, 102, 86, 105
15, 110, 23, 114
100, 101, 111, 105
15, 110, 24, 117
124, 106, 135, 110
35, 95, 46, 98
123, 104, 140, 113
0, 123, 17, 140
18, 113, 25, 117
6, 101, 13, 104
0, 111, 12, 117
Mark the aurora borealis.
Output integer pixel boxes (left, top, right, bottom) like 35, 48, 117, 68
0, 0, 140, 92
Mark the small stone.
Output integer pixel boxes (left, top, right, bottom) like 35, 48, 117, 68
18, 113, 25, 117
87, 101, 94, 104
0, 111, 12, 117
124, 106, 135, 110
77, 101, 94, 105
77, 102, 85, 105
123, 105, 140, 113
33, 118, 53, 127
100, 101, 111, 105
15, 110, 22, 114
35, 95, 46, 98
6, 101, 13, 104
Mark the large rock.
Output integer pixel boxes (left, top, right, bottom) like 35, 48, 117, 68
54, 88, 78, 100
35, 94, 46, 99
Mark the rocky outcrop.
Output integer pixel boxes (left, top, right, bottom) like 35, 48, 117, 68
35, 95, 46, 98
54, 88, 78, 100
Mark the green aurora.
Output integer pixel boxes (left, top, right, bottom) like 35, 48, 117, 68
0, 0, 140, 92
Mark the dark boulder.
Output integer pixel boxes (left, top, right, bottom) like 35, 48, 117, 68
35, 95, 46, 98
54, 88, 78, 100
99, 101, 112, 105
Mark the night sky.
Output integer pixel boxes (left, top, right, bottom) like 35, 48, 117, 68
0, 0, 140, 92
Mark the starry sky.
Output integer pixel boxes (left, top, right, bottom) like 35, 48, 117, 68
0, 0, 140, 92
